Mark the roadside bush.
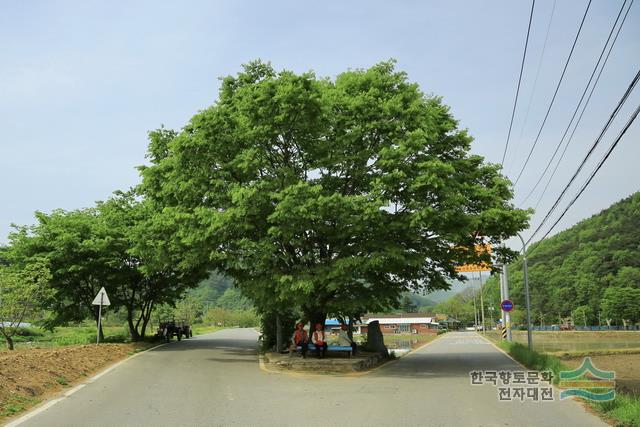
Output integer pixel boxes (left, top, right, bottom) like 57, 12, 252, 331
499, 342, 565, 384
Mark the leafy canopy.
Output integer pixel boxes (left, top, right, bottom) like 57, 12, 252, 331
139, 60, 528, 320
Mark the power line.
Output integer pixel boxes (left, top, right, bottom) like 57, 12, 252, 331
513, 0, 592, 185
501, 0, 536, 166
532, 0, 634, 211
518, 0, 631, 206
535, 102, 640, 244
508, 0, 557, 174
526, 67, 640, 245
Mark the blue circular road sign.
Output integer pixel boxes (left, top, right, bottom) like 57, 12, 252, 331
501, 299, 514, 312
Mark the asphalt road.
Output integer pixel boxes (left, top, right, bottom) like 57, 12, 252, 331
13, 329, 606, 427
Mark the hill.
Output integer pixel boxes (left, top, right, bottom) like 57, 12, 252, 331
440, 192, 640, 326
485, 192, 640, 326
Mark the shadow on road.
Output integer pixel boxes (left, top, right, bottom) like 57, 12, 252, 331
150, 337, 259, 353
370, 350, 518, 380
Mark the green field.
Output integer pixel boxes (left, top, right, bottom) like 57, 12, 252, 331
1, 323, 131, 351
485, 330, 640, 354
1, 321, 229, 351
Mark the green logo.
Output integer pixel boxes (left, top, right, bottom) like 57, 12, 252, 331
559, 357, 615, 401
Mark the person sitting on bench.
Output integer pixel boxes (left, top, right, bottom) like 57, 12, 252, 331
291, 322, 309, 358
312, 323, 328, 358
338, 324, 357, 355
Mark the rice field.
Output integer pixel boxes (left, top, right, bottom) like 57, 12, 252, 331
484, 330, 640, 354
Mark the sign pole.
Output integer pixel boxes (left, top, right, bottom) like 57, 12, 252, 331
479, 271, 486, 334
502, 264, 512, 342
499, 266, 506, 336
97, 293, 103, 344
92, 288, 110, 345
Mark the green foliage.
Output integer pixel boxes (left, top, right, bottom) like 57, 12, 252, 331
6, 192, 207, 341
138, 60, 528, 342
0, 395, 39, 418
2, 324, 130, 350
435, 287, 476, 323
498, 341, 565, 385
203, 307, 259, 328
400, 294, 418, 312
481, 192, 640, 327
593, 392, 640, 427
601, 287, 640, 325
0, 261, 53, 349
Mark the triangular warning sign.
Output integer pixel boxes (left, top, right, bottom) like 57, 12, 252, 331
92, 287, 111, 306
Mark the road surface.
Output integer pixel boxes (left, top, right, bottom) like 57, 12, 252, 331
12, 330, 606, 427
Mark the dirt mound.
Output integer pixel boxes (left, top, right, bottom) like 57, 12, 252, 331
0, 343, 152, 420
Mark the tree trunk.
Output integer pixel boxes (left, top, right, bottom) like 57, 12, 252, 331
275, 314, 283, 352
308, 311, 327, 334
347, 317, 354, 341
1, 329, 14, 350
140, 300, 154, 338
127, 313, 141, 341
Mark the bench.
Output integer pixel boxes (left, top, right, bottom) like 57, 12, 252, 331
296, 344, 353, 358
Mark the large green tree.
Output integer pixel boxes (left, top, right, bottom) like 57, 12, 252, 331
139, 61, 528, 342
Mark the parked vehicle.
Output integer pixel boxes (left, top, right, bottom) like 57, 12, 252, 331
156, 319, 193, 342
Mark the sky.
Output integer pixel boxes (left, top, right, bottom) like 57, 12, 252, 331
1, 0, 639, 249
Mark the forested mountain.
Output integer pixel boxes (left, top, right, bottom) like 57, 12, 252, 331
188, 272, 253, 311
482, 192, 640, 326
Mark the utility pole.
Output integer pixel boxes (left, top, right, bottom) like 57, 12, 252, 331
479, 271, 486, 333
517, 233, 533, 350
499, 266, 506, 330
472, 285, 478, 330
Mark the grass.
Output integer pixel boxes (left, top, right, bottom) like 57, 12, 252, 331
4, 324, 130, 350
498, 341, 566, 384
498, 340, 640, 426
593, 393, 640, 427
0, 395, 39, 418
191, 324, 226, 336
548, 348, 640, 358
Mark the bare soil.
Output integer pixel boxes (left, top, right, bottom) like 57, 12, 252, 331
0, 342, 153, 421
561, 353, 640, 394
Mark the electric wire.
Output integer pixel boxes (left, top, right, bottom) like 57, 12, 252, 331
513, 0, 592, 185
508, 0, 557, 174
526, 67, 640, 245
534, 102, 640, 244
501, 0, 536, 166
532, 0, 634, 211
518, 0, 631, 206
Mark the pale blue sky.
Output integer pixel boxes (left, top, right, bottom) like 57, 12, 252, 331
1, 0, 639, 247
